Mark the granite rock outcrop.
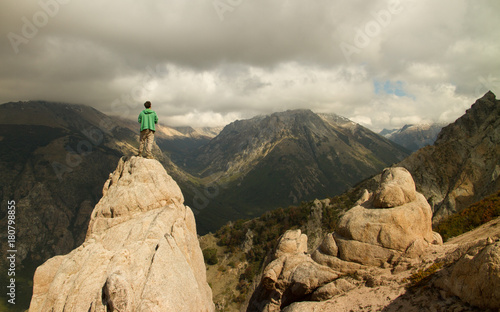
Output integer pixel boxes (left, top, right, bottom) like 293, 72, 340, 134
247, 230, 341, 312
435, 239, 500, 310
333, 167, 438, 266
248, 167, 500, 311
248, 167, 448, 311
29, 156, 214, 312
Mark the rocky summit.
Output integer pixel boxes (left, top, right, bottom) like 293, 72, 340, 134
28, 156, 214, 312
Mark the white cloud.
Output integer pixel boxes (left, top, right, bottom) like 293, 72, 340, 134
165, 110, 242, 128
406, 63, 448, 83
355, 82, 474, 132
0, 0, 499, 130
351, 116, 372, 127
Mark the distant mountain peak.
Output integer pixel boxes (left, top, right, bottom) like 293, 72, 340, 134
280, 108, 314, 114
317, 112, 354, 127
380, 122, 447, 152
260, 108, 318, 123
379, 128, 398, 137
436, 91, 498, 144
484, 90, 496, 100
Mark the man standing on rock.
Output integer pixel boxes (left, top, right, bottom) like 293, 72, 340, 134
138, 101, 158, 159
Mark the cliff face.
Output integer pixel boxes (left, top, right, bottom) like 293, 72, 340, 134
29, 156, 214, 312
399, 91, 500, 222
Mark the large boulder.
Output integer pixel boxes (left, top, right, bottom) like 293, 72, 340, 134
373, 167, 417, 208
334, 235, 399, 267
435, 240, 500, 310
273, 228, 308, 258
334, 167, 436, 266
337, 193, 434, 251
29, 156, 214, 312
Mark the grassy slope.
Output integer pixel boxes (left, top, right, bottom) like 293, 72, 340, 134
434, 190, 500, 241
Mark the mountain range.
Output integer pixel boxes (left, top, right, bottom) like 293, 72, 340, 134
2, 92, 497, 265
0, 101, 408, 265
201, 91, 500, 311
0, 101, 404, 310
380, 122, 446, 152
1, 91, 500, 311
186, 109, 409, 232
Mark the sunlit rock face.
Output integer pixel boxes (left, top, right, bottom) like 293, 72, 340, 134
29, 156, 214, 312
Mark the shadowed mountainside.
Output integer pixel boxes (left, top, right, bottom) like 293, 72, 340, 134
398, 91, 500, 222
191, 109, 409, 233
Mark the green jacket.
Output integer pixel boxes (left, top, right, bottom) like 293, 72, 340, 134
138, 109, 158, 131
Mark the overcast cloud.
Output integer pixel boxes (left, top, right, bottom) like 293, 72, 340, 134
1, 0, 499, 131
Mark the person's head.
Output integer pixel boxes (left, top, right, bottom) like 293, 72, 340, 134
144, 101, 152, 109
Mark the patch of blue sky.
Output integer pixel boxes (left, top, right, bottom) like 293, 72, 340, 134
374, 80, 415, 100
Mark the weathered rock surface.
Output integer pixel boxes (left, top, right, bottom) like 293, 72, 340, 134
272, 228, 308, 259
309, 278, 356, 302
373, 167, 417, 208
435, 240, 500, 310
334, 167, 436, 266
249, 167, 439, 310
247, 230, 341, 312
256, 221, 500, 312
29, 156, 214, 312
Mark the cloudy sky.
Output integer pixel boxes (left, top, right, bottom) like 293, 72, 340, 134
1, 0, 499, 131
